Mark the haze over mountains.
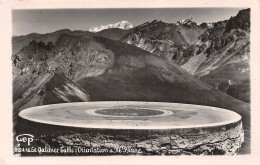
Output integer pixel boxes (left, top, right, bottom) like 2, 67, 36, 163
12, 8, 250, 153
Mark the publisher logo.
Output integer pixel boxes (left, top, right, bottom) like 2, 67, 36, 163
16, 134, 34, 146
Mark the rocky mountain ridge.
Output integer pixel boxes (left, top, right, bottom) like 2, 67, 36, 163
12, 35, 113, 111
12, 29, 92, 54
121, 8, 250, 102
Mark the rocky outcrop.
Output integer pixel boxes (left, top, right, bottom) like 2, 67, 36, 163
13, 35, 115, 81
193, 9, 250, 102
16, 118, 244, 155
55, 123, 244, 155
12, 36, 110, 111
225, 9, 250, 32
121, 19, 207, 58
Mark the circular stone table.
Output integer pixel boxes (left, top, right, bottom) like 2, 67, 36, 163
18, 101, 244, 155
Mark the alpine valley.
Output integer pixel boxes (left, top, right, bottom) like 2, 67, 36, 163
12, 8, 250, 154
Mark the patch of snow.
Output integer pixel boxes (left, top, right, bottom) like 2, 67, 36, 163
177, 19, 194, 25
228, 80, 236, 85
242, 54, 250, 61
53, 87, 70, 102
207, 23, 214, 28
241, 68, 249, 73
67, 83, 89, 101
126, 40, 132, 44
150, 48, 157, 53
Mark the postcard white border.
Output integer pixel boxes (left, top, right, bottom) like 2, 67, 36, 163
1, 0, 260, 164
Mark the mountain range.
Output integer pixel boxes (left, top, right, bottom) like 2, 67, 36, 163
12, 8, 250, 154
121, 9, 250, 102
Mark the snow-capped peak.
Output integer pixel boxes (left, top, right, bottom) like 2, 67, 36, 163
176, 19, 195, 26
88, 20, 134, 33
179, 19, 192, 23
206, 23, 214, 28
176, 19, 214, 28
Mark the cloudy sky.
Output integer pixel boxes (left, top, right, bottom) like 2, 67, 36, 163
13, 8, 245, 36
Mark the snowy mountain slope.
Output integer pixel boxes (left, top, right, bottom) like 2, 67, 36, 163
89, 20, 134, 32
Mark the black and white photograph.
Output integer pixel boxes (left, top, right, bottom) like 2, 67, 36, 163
1, 0, 260, 164
11, 7, 251, 156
